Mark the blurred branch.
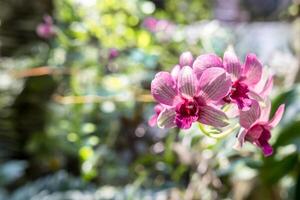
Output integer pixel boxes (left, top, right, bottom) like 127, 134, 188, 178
11, 67, 155, 104
52, 93, 154, 104
11, 66, 70, 78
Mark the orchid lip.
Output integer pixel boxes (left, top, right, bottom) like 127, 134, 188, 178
223, 79, 250, 109
175, 99, 199, 129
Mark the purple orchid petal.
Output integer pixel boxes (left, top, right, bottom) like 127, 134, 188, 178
179, 51, 194, 67
247, 125, 264, 141
267, 104, 285, 128
198, 67, 231, 102
175, 115, 195, 129
157, 108, 176, 128
193, 54, 223, 79
198, 105, 229, 127
178, 66, 197, 99
242, 53, 263, 86
256, 129, 273, 156
239, 100, 261, 129
151, 72, 178, 106
223, 50, 242, 80
261, 144, 273, 157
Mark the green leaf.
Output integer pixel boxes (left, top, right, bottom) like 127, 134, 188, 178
274, 120, 300, 148
271, 85, 300, 117
260, 153, 298, 185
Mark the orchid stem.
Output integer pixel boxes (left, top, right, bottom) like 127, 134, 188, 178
199, 123, 240, 139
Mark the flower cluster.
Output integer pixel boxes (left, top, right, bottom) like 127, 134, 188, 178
149, 50, 285, 156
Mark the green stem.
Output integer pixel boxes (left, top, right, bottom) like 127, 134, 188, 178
199, 123, 240, 139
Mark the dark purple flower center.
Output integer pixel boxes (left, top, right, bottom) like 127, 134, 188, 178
175, 99, 200, 129
246, 124, 273, 156
176, 100, 199, 117
223, 80, 250, 109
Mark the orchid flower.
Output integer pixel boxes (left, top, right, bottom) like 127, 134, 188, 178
36, 15, 55, 39
149, 52, 195, 127
193, 50, 266, 109
151, 53, 231, 129
234, 100, 285, 156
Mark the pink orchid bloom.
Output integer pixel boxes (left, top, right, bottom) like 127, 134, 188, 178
234, 100, 285, 156
193, 50, 269, 109
148, 104, 163, 127
151, 64, 231, 129
36, 15, 55, 39
148, 52, 194, 127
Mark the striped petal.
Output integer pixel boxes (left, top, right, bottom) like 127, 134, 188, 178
151, 72, 178, 106
178, 66, 196, 99
243, 53, 263, 86
223, 50, 242, 81
198, 105, 229, 127
239, 100, 260, 129
157, 108, 176, 128
198, 67, 231, 102
192, 54, 223, 79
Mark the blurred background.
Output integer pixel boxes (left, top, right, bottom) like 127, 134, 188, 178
0, 0, 300, 199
